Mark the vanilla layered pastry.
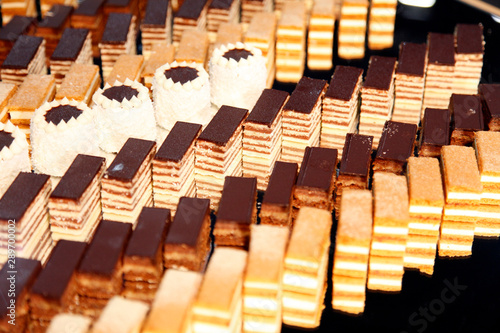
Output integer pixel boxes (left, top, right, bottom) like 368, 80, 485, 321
210, 42, 267, 110
0, 121, 30, 197
152, 61, 212, 131
30, 98, 100, 177
93, 79, 157, 153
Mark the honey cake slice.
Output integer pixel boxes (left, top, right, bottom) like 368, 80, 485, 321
55, 63, 101, 105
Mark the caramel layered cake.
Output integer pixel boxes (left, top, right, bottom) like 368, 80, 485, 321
55, 63, 101, 105
243, 88, 288, 190
358, 56, 397, 148
0, 172, 52, 266
123, 207, 171, 302
243, 225, 289, 333
175, 29, 210, 66
0, 16, 36, 68
210, 42, 266, 110
320, 65, 363, 153
153, 61, 211, 131
338, 0, 369, 59
140, 0, 173, 59
259, 161, 298, 227
479, 84, 500, 131
332, 189, 372, 315
294, 147, 338, 214
75, 220, 132, 318
281, 76, 327, 165
0, 0, 36, 24
93, 79, 156, 153
31, 98, 100, 176
449, 94, 484, 146
99, 13, 137, 79
307, 0, 335, 70
275, 1, 306, 83
163, 197, 211, 271
418, 108, 450, 157
367, 0, 397, 50
439, 145, 482, 257
454, 23, 484, 95
372, 121, 417, 175
422, 32, 455, 111
195, 105, 248, 209
334, 133, 372, 217
71, 0, 106, 58
101, 138, 156, 224
36, 5, 74, 65
105, 55, 144, 86
214, 176, 257, 247
240, 0, 271, 24
367, 172, 409, 292
0, 83, 17, 122
392, 42, 428, 124
141, 42, 175, 89
143, 269, 203, 333
46, 314, 91, 333
153, 122, 201, 213
0, 35, 47, 85
173, 0, 209, 44
92, 296, 149, 333
244, 12, 276, 88
29, 240, 87, 332
404, 157, 444, 276
207, 0, 240, 40
282, 207, 331, 328
50, 28, 93, 86
0, 258, 41, 333
474, 131, 500, 237
48, 154, 105, 242
192, 247, 248, 333
0, 121, 30, 198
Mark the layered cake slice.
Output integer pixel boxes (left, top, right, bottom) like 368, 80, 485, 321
207, 0, 240, 39
105, 54, 144, 85
449, 94, 484, 145
338, 0, 369, 59
243, 88, 289, 190
454, 23, 484, 95
0, 16, 36, 68
49, 154, 105, 243
101, 138, 156, 224
175, 29, 210, 66
321, 65, 363, 153
479, 84, 500, 131
0, 35, 46, 84
367, 0, 397, 50
307, 0, 335, 70
55, 63, 101, 105
71, 0, 106, 57
92, 296, 149, 333
141, 42, 175, 89
140, 0, 173, 59
46, 314, 91, 333
240, 0, 271, 24
0, 83, 17, 122
172, 0, 209, 44
153, 121, 202, 213
418, 108, 450, 157
281, 76, 327, 165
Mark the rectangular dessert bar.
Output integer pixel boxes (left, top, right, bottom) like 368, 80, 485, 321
0, 16, 36, 68
175, 29, 209, 66
367, 0, 397, 50
140, 0, 173, 59
0, 82, 17, 122
172, 0, 209, 44
418, 108, 450, 157
36, 5, 74, 64
71, 0, 106, 58
449, 93, 484, 145
55, 63, 101, 105
141, 42, 175, 89
479, 83, 500, 131
0, 35, 47, 84
105, 54, 144, 85
338, 0, 368, 59
454, 23, 484, 95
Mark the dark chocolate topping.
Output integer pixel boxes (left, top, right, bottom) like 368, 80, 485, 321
376, 121, 417, 162
246, 89, 289, 125
325, 66, 363, 101
106, 0, 132, 7
51, 28, 89, 61
125, 207, 171, 259
479, 84, 500, 119
165, 197, 210, 247
428, 32, 455, 65
0, 258, 41, 318
44, 105, 83, 125
101, 12, 133, 43
176, 0, 208, 19
0, 16, 35, 41
217, 177, 257, 224
421, 108, 451, 146
450, 94, 484, 131
164, 66, 199, 84
284, 77, 327, 114
78, 220, 132, 276
51, 154, 105, 200
397, 42, 427, 76
102, 85, 139, 102
222, 48, 252, 61
31, 240, 87, 300
0, 172, 50, 221
2, 35, 43, 69
155, 121, 201, 162
339, 133, 373, 177
38, 5, 73, 29
456, 23, 483, 54
142, 0, 169, 26
209, 0, 233, 9
74, 0, 106, 16
198, 105, 248, 146
0, 131, 15, 150
262, 161, 298, 206
105, 138, 155, 181
364, 56, 397, 91
297, 147, 338, 190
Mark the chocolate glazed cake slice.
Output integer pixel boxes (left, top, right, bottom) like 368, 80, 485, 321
0, 16, 36, 68
140, 0, 173, 58
418, 108, 450, 157
479, 84, 500, 131
454, 23, 484, 95
173, 0, 209, 44
449, 93, 484, 146
36, 5, 74, 65
71, 0, 106, 57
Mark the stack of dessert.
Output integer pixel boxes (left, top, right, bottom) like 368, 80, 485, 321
36, 5, 73, 63
71, 0, 106, 57
449, 94, 484, 146
367, 0, 397, 50
240, 0, 272, 24
0, 16, 36, 67
172, 0, 209, 44
0, 35, 46, 85
140, 0, 173, 59
418, 108, 450, 157
479, 84, 500, 131
338, 0, 369, 59
307, 0, 336, 70
206, 0, 240, 39
454, 23, 484, 95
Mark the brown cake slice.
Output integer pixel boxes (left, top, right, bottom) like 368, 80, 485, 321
71, 0, 106, 58
36, 5, 74, 65
140, 0, 173, 59
0, 16, 36, 68
449, 93, 484, 146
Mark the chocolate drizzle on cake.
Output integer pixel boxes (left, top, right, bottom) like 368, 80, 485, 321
44, 105, 83, 125
102, 85, 139, 102
223, 48, 253, 61
164, 67, 199, 84
0, 131, 14, 150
